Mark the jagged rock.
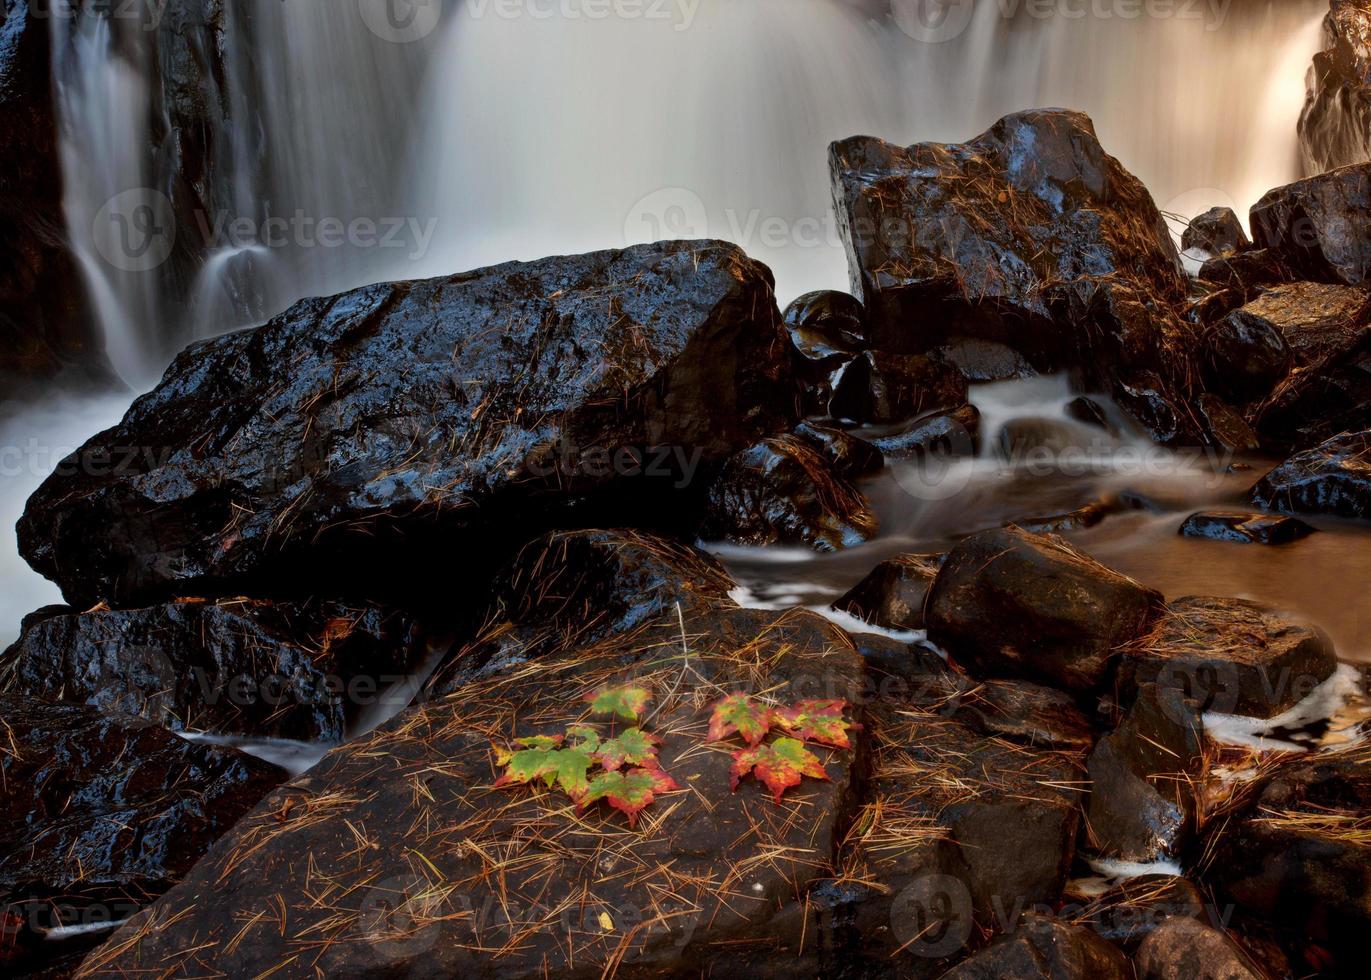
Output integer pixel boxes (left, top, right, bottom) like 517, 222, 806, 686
0, 598, 416, 742
1301, 0, 1371, 173
1086, 684, 1204, 863
1250, 430, 1371, 519
792, 419, 884, 479
830, 109, 1185, 385
18, 242, 796, 608
1134, 917, 1264, 980
927, 526, 1162, 694
79, 603, 870, 978
943, 915, 1131, 979
1251, 165, 1371, 285
828, 349, 968, 425
1196, 394, 1261, 453
833, 553, 942, 632
1078, 875, 1208, 947
1232, 281, 1371, 367
1183, 207, 1251, 258
1207, 743, 1371, 972
427, 529, 736, 695
0, 697, 283, 975
1179, 511, 1317, 546
859, 403, 981, 459
700, 435, 877, 552
1122, 596, 1338, 718
1254, 322, 1371, 451
1204, 303, 1295, 404
1198, 249, 1293, 300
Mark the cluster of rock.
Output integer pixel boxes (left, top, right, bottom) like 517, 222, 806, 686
3, 106, 1371, 978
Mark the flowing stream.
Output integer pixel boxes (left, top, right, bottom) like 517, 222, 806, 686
4, 1, 1364, 754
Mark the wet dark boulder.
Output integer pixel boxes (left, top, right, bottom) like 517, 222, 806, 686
699, 435, 877, 552
1207, 744, 1371, 972
1204, 304, 1295, 404
1251, 164, 1371, 286
1253, 320, 1371, 450
1134, 917, 1265, 980
1113, 370, 1201, 446
927, 526, 1163, 694
1250, 429, 1371, 520
792, 419, 883, 479
1301, 0, 1371, 173
427, 528, 736, 695
80, 604, 870, 979
1079, 875, 1208, 948
1233, 281, 1371, 367
942, 915, 1131, 980
0, 598, 416, 742
833, 553, 942, 632
1179, 511, 1317, 546
1196, 393, 1260, 453
1122, 596, 1338, 718
783, 290, 867, 412
18, 242, 796, 609
1183, 207, 1251, 258
828, 349, 968, 425
1066, 396, 1112, 431
1197, 249, 1294, 301
930, 337, 1035, 382
937, 677, 1095, 753
0, 697, 283, 975
858, 403, 981, 460
1012, 499, 1118, 536
1182, 287, 1246, 329
830, 109, 1186, 384
1086, 684, 1204, 863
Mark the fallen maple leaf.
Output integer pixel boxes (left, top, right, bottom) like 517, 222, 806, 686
708, 694, 774, 746
593, 727, 662, 772
586, 684, 652, 723
494, 741, 595, 800
773, 700, 855, 749
730, 737, 829, 803
578, 767, 680, 827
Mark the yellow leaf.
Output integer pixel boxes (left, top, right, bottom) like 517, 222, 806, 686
598, 911, 614, 933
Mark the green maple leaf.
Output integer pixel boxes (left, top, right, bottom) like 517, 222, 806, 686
494, 743, 595, 800
577, 767, 680, 827
565, 724, 602, 753
586, 684, 652, 722
773, 700, 855, 749
593, 727, 662, 772
707, 694, 774, 746
729, 737, 829, 803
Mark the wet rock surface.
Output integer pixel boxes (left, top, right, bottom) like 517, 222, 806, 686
833, 552, 942, 632
700, 435, 877, 552
1133, 916, 1264, 980
1086, 684, 1204, 863
858, 403, 981, 460
942, 915, 1131, 980
792, 419, 884, 479
1254, 327, 1371, 451
1207, 743, 1371, 973
1077, 875, 1208, 948
830, 109, 1185, 385
18, 241, 796, 609
0, 598, 417, 742
1204, 302, 1295, 404
828, 349, 968, 425
1301, 0, 1371, 173
1251, 164, 1371, 286
927, 526, 1162, 693
1250, 429, 1371, 520
0, 697, 283, 975
1234, 281, 1371, 368
1180, 510, 1318, 546
1183, 207, 1251, 258
1198, 249, 1295, 302
1123, 596, 1338, 718
1196, 393, 1261, 453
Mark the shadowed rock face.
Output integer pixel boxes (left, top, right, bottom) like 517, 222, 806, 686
1300, 0, 1371, 174
942, 915, 1131, 980
17, 241, 796, 609
829, 109, 1185, 386
1133, 917, 1264, 980
0, 598, 417, 742
1183, 207, 1250, 258
1250, 429, 1371, 520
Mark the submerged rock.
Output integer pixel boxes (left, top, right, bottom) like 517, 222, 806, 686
1133, 917, 1264, 980
942, 915, 1131, 980
1251, 164, 1371, 285
828, 349, 968, 425
833, 553, 942, 632
700, 435, 877, 552
0, 697, 283, 974
18, 242, 796, 608
0, 598, 415, 742
1179, 511, 1318, 546
927, 527, 1162, 694
1208, 743, 1371, 972
1086, 684, 1204, 863
1250, 429, 1371, 520
1182, 207, 1250, 258
1066, 396, 1112, 431
830, 109, 1185, 384
1122, 596, 1338, 718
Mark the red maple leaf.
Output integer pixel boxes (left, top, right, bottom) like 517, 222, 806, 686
729, 737, 829, 803
707, 694, 774, 746
773, 699, 855, 749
